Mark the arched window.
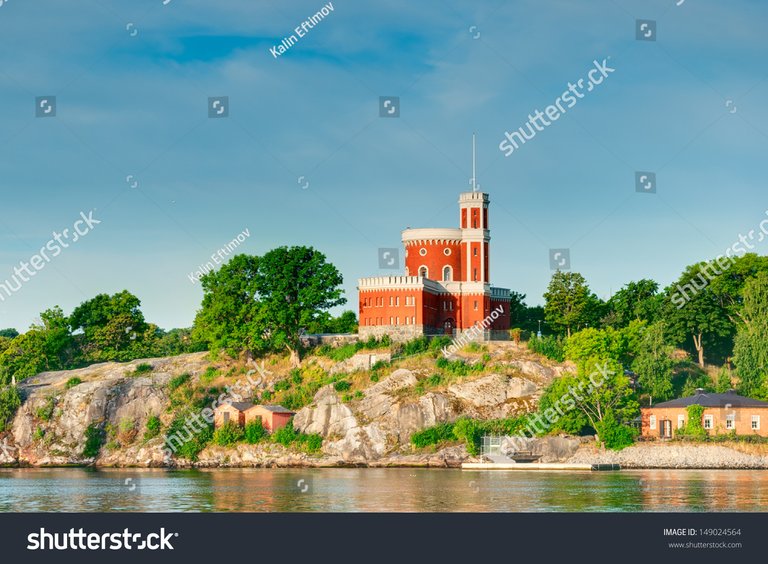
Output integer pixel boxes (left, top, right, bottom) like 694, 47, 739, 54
442, 265, 452, 281
418, 266, 428, 278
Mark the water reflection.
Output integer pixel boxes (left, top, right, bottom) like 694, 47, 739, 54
0, 468, 767, 512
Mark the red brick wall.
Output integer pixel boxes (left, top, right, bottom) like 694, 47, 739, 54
404, 240, 461, 281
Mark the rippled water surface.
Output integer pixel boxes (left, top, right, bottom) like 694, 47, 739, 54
1, 468, 767, 512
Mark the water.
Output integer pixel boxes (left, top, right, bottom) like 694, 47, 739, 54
1, 468, 767, 512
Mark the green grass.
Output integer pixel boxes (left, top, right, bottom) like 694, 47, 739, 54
131, 363, 153, 376
65, 377, 82, 389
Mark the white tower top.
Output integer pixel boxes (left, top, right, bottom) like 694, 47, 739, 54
470, 133, 480, 192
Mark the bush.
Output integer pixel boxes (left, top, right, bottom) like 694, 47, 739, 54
82, 423, 105, 458
132, 363, 153, 376
0, 386, 22, 431
165, 411, 213, 461
527, 335, 565, 362
65, 377, 82, 389
333, 380, 351, 392
168, 373, 191, 391
213, 422, 245, 446
435, 357, 484, 377
271, 421, 323, 453
594, 411, 636, 450
200, 366, 219, 383
453, 418, 482, 455
36, 396, 55, 422
678, 404, 707, 439
144, 415, 161, 440
244, 419, 267, 443
370, 373, 379, 383
410, 423, 456, 448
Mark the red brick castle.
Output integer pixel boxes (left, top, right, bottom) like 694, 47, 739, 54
358, 189, 512, 341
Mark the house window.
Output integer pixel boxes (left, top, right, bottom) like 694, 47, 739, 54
704, 415, 713, 430
223, 412, 230, 424
726, 414, 735, 430
443, 266, 452, 281
677, 415, 685, 429
752, 415, 760, 430
649, 415, 656, 430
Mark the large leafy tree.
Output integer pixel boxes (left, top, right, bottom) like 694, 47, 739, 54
631, 322, 675, 406
255, 246, 346, 365
69, 290, 151, 362
604, 279, 662, 328
193, 254, 265, 356
543, 271, 603, 337
733, 272, 768, 398
708, 254, 768, 326
194, 248, 346, 365
664, 263, 733, 368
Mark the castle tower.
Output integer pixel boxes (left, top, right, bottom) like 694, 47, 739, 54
459, 191, 490, 284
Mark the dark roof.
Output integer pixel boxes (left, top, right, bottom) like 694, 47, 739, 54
258, 405, 295, 414
651, 389, 768, 409
228, 402, 255, 411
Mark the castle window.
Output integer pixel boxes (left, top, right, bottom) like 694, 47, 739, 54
419, 248, 427, 256
442, 266, 452, 281
396, 317, 400, 325
418, 266, 428, 278
443, 248, 451, 256
396, 297, 400, 306
473, 300, 478, 311
473, 268, 478, 281
389, 296, 393, 306
473, 247, 478, 256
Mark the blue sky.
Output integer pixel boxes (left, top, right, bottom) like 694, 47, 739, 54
0, 0, 766, 331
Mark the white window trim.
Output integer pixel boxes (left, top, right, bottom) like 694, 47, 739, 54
704, 415, 713, 430
418, 265, 429, 279
649, 415, 656, 430
443, 265, 453, 281
752, 415, 760, 430
677, 415, 685, 429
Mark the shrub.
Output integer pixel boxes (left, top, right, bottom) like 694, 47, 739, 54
410, 423, 456, 448
144, 415, 161, 440
200, 366, 219, 383
272, 421, 298, 446
213, 422, 244, 446
452, 418, 482, 455
509, 328, 522, 343
333, 380, 351, 392
169, 373, 191, 391
435, 357, 484, 377
271, 421, 323, 453
82, 423, 105, 458
0, 386, 22, 431
33, 427, 45, 441
370, 374, 380, 383
291, 369, 303, 384
132, 363, 153, 376
594, 411, 636, 450
165, 411, 213, 461
65, 377, 82, 389
36, 396, 56, 422
244, 419, 267, 443
679, 404, 707, 439
527, 335, 566, 362
274, 379, 292, 392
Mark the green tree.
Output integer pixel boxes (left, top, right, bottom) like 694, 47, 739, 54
631, 322, 675, 406
194, 248, 346, 365
69, 291, 151, 362
543, 271, 602, 337
604, 279, 662, 328
665, 263, 734, 368
0, 329, 19, 339
733, 271, 768, 398
254, 247, 346, 366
